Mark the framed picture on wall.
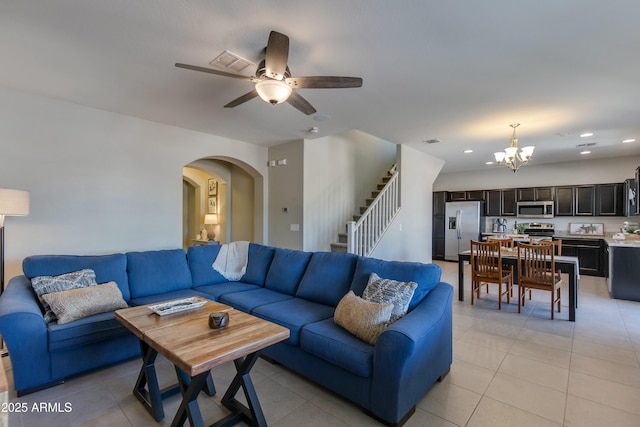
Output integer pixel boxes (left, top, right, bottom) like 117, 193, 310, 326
208, 179, 218, 196
208, 197, 217, 214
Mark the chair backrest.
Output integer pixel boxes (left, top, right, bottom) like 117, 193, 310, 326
537, 239, 562, 256
470, 240, 503, 279
517, 242, 556, 286
487, 237, 514, 248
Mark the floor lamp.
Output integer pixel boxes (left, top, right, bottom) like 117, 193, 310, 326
0, 188, 30, 356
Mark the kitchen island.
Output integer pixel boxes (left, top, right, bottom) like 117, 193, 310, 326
606, 237, 640, 302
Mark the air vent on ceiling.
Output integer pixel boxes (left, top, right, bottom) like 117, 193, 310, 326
576, 142, 597, 148
210, 50, 255, 74
423, 139, 441, 144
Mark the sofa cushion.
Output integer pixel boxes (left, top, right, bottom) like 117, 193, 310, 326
194, 282, 261, 300
126, 249, 192, 299
264, 248, 312, 295
42, 282, 128, 325
363, 273, 417, 323
300, 318, 374, 378
219, 288, 292, 313
350, 257, 441, 311
31, 269, 98, 323
23, 253, 130, 300
334, 291, 393, 345
251, 298, 334, 346
48, 311, 131, 352
241, 244, 276, 285
187, 245, 227, 287
296, 252, 358, 307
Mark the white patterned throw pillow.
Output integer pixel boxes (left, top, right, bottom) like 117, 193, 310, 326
363, 272, 417, 323
334, 291, 393, 345
31, 269, 98, 323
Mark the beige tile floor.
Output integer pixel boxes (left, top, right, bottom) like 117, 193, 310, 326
2, 260, 640, 426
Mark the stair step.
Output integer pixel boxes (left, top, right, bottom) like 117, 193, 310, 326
330, 242, 347, 253
371, 190, 381, 198
382, 176, 391, 183
365, 197, 375, 205
338, 233, 348, 243
359, 206, 369, 214
353, 214, 362, 222
377, 183, 385, 190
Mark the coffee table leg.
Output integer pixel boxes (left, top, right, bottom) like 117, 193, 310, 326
171, 369, 210, 427
213, 351, 266, 427
133, 341, 183, 421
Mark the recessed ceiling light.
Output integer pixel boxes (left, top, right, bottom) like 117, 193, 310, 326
580, 150, 591, 155
580, 132, 594, 138
623, 139, 636, 143
463, 149, 473, 154
485, 161, 494, 165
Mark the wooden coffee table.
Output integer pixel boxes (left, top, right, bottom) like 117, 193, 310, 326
115, 298, 289, 427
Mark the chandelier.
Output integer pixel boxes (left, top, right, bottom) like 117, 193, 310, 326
494, 123, 535, 173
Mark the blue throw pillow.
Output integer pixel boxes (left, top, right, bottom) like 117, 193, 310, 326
296, 252, 358, 306
187, 245, 227, 287
264, 248, 312, 295
350, 256, 441, 311
23, 253, 130, 301
126, 249, 192, 299
242, 244, 276, 285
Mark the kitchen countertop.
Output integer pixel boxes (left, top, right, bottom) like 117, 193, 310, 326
483, 231, 640, 247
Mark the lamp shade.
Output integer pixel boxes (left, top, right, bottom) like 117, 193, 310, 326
204, 214, 218, 225
0, 188, 30, 216
255, 79, 292, 105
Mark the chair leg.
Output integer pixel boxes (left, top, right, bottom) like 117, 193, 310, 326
498, 283, 502, 310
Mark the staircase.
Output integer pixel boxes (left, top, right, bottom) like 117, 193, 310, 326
330, 164, 400, 256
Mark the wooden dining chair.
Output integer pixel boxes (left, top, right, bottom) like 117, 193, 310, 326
487, 237, 515, 296
517, 242, 562, 319
470, 240, 513, 310
536, 239, 562, 256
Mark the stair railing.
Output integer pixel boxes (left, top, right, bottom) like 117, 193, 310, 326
346, 165, 400, 256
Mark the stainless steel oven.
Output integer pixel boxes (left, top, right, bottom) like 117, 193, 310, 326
517, 201, 554, 218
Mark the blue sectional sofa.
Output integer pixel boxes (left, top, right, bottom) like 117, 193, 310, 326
0, 243, 453, 426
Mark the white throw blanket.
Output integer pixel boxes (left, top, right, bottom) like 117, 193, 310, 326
212, 241, 250, 281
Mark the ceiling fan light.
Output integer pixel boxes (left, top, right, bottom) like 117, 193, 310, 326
255, 79, 292, 105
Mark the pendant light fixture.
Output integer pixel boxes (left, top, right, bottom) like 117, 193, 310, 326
494, 123, 535, 173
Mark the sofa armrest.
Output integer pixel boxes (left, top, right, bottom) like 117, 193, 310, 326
370, 282, 453, 424
0, 275, 53, 392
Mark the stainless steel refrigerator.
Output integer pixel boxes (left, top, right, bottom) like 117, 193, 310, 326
444, 201, 484, 261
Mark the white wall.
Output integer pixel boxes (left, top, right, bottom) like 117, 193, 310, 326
434, 155, 640, 191
268, 141, 305, 250
0, 88, 267, 281
302, 130, 397, 251
371, 145, 445, 262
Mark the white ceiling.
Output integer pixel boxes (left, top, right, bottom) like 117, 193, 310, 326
1, 0, 639, 173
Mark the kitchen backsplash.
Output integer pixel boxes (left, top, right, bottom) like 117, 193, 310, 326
484, 216, 627, 234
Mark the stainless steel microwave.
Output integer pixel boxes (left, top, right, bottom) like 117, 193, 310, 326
517, 201, 554, 218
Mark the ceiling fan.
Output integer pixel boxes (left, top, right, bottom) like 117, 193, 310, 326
175, 31, 363, 115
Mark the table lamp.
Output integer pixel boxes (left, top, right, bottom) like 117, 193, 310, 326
0, 188, 30, 294
204, 214, 218, 241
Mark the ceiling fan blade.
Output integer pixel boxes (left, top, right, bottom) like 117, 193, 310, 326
286, 76, 363, 89
224, 90, 259, 108
287, 90, 317, 115
175, 63, 257, 82
265, 31, 289, 80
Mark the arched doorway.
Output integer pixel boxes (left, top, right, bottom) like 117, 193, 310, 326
182, 157, 264, 250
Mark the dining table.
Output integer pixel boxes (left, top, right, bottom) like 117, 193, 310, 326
457, 249, 580, 321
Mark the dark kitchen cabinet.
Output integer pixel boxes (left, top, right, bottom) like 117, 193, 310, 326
432, 192, 447, 260
517, 187, 554, 201
624, 179, 638, 216
448, 190, 484, 201
501, 189, 517, 216
484, 189, 516, 216
555, 186, 574, 216
595, 183, 624, 216
485, 190, 502, 216
575, 185, 596, 216
560, 238, 604, 276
